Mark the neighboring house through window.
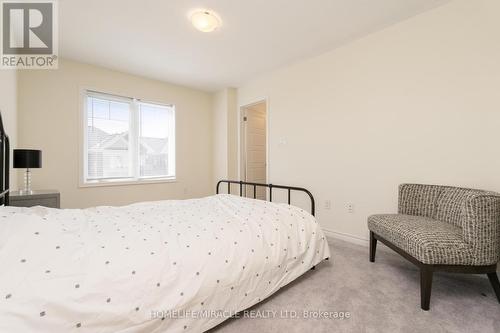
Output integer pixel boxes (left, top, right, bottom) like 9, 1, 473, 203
82, 90, 175, 185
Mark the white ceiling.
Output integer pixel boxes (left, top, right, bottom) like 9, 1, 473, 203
60, 0, 450, 91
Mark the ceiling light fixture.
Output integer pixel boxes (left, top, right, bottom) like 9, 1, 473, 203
190, 10, 221, 32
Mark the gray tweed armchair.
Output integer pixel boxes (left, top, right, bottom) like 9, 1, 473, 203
368, 184, 500, 310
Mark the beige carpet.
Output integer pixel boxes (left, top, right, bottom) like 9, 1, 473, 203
210, 239, 500, 333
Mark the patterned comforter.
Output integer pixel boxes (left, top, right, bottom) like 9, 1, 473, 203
0, 194, 330, 332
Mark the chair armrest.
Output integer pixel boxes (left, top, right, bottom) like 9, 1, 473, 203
398, 184, 441, 218
463, 194, 500, 265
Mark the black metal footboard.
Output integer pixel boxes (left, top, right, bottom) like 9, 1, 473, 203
216, 180, 315, 216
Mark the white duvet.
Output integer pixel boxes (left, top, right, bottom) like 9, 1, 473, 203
0, 194, 330, 333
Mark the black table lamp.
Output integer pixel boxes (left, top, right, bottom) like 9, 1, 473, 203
13, 149, 42, 195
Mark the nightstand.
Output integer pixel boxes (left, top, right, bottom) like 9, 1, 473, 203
9, 190, 60, 208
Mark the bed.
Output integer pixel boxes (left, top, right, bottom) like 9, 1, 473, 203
0, 113, 330, 332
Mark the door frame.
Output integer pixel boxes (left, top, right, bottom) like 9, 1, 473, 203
238, 98, 269, 185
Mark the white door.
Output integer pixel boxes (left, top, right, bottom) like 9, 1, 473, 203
243, 102, 266, 199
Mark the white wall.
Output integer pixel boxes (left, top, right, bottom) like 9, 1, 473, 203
213, 88, 237, 188
237, 0, 500, 242
18, 59, 213, 208
0, 70, 17, 189
213, 90, 229, 185
227, 89, 238, 180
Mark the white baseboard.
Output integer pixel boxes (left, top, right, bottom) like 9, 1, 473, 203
322, 228, 369, 247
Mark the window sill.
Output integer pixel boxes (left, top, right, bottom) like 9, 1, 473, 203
79, 177, 177, 188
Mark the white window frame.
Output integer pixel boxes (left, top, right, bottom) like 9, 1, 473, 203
79, 89, 176, 187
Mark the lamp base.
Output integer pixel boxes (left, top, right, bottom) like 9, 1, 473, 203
19, 189, 34, 195
21, 168, 33, 195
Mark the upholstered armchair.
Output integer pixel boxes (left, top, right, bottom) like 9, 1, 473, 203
368, 184, 500, 310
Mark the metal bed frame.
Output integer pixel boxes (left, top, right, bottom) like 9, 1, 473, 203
0, 112, 10, 206
216, 180, 315, 216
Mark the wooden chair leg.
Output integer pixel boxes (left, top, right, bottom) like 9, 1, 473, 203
487, 272, 500, 303
369, 231, 377, 262
420, 266, 433, 311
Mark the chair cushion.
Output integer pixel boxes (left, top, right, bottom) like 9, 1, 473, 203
368, 214, 473, 265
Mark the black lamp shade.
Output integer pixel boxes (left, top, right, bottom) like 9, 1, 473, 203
13, 149, 42, 169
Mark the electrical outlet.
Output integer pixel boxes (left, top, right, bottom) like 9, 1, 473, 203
347, 203, 354, 213
324, 200, 331, 210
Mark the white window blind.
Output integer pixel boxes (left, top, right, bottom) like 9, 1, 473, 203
83, 91, 175, 184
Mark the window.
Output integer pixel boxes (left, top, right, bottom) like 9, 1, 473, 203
82, 90, 175, 185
